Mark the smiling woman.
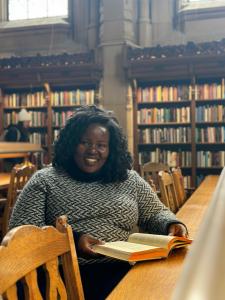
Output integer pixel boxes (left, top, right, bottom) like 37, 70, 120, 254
8, 0, 68, 21
9, 105, 188, 300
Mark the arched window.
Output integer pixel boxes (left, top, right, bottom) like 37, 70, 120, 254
8, 0, 68, 21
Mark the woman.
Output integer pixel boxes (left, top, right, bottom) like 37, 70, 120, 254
9, 105, 187, 300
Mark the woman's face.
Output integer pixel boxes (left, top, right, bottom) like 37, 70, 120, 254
74, 123, 110, 173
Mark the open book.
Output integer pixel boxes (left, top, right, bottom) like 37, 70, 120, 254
92, 233, 192, 262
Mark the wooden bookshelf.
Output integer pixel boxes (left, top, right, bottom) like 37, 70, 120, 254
126, 40, 225, 188
0, 52, 102, 164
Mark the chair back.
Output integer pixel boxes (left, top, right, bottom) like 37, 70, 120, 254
0, 215, 84, 300
0, 161, 36, 238
172, 167, 186, 207
158, 170, 179, 213
140, 162, 170, 192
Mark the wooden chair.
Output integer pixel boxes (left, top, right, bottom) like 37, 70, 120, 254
172, 167, 187, 208
158, 170, 179, 213
0, 215, 84, 300
140, 162, 170, 193
0, 160, 36, 239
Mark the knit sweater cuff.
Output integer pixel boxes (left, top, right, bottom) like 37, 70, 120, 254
165, 220, 188, 235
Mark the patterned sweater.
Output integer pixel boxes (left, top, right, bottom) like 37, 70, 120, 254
9, 167, 181, 264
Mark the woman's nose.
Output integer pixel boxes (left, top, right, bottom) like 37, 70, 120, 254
87, 144, 98, 153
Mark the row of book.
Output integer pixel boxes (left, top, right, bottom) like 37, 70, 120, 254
3, 89, 95, 107
4, 111, 47, 127
195, 80, 225, 100
4, 92, 46, 107
195, 105, 225, 122
197, 151, 225, 167
136, 79, 225, 103
29, 133, 48, 145
52, 111, 75, 127
183, 176, 192, 189
50, 90, 95, 106
139, 149, 225, 168
138, 150, 192, 167
196, 127, 225, 143
138, 127, 191, 144
137, 107, 190, 124
136, 85, 191, 103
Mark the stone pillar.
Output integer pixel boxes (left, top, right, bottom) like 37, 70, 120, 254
87, 0, 98, 49
0, 0, 7, 22
138, 0, 152, 46
99, 0, 135, 133
71, 0, 88, 46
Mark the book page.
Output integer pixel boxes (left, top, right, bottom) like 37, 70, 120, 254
93, 241, 159, 254
128, 233, 192, 251
128, 233, 174, 248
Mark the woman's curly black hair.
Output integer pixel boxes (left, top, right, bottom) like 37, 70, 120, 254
52, 105, 133, 183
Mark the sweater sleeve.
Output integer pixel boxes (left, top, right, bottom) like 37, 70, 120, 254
9, 171, 47, 229
134, 171, 184, 235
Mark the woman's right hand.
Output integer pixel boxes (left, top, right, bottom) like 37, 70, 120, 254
78, 233, 104, 258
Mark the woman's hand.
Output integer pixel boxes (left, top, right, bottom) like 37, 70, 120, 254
168, 223, 188, 237
78, 234, 104, 258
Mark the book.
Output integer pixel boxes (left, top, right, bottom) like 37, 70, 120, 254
92, 233, 192, 262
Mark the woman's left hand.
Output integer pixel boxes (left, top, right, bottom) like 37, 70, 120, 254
168, 223, 188, 237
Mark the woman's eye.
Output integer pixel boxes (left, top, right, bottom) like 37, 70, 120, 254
81, 141, 90, 147
97, 144, 107, 150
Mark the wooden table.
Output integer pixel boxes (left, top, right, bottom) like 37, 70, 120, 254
107, 175, 219, 300
0, 173, 11, 190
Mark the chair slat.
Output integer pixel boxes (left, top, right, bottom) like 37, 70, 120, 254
23, 270, 43, 300
158, 171, 179, 213
45, 259, 67, 300
172, 167, 186, 207
3, 284, 18, 300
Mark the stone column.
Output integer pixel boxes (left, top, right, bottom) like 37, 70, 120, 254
138, 0, 152, 47
0, 0, 8, 22
87, 0, 98, 49
99, 0, 135, 133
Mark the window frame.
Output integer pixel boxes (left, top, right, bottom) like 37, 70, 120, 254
7, 0, 68, 21
0, 0, 71, 27
178, 0, 225, 21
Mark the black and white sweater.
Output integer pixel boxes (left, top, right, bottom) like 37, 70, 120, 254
9, 167, 181, 264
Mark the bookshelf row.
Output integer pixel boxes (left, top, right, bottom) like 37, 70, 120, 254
136, 79, 225, 103
3, 110, 79, 128
195, 105, 225, 122
196, 127, 225, 143
138, 127, 191, 144
137, 107, 190, 124
138, 149, 225, 168
3, 89, 95, 107
138, 127, 225, 144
